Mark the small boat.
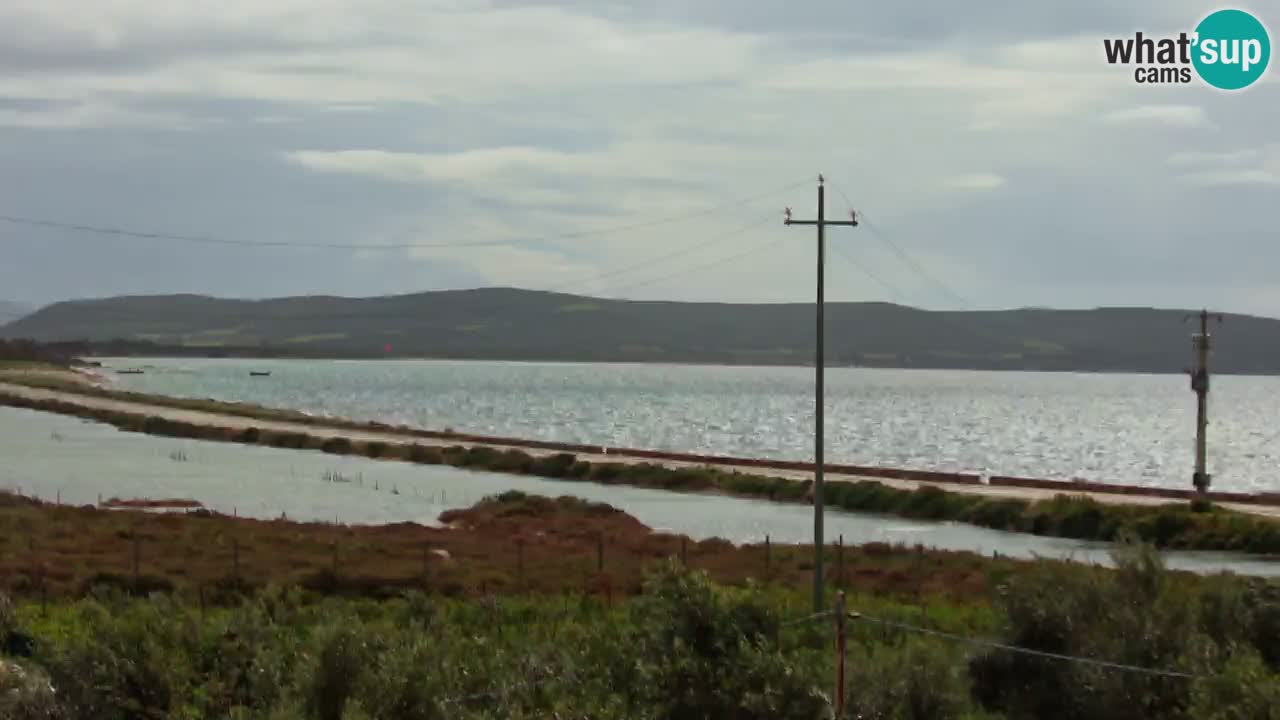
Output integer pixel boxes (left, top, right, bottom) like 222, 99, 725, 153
249, 371, 271, 377
117, 369, 145, 375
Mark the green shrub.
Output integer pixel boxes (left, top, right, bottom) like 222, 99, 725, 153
492, 449, 534, 473
304, 623, 373, 720
460, 446, 500, 467
845, 638, 977, 720
961, 498, 1029, 531
589, 463, 626, 483
624, 564, 828, 719
320, 437, 353, 455
0, 658, 61, 720
406, 444, 443, 465
527, 452, 578, 478
39, 598, 191, 720
1190, 652, 1280, 719
971, 543, 1215, 720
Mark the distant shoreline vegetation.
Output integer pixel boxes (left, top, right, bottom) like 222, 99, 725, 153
3, 385, 1280, 555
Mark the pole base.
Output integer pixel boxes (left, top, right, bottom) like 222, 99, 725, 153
1193, 472, 1211, 494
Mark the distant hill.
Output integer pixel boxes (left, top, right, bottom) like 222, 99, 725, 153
2, 288, 1276, 374
0, 300, 33, 323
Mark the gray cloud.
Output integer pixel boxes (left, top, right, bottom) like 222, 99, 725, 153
0, 0, 1277, 318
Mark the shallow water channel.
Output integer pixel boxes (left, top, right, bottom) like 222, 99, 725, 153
2, 406, 1277, 577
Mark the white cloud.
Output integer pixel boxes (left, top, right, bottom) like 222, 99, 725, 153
1168, 144, 1280, 186
1102, 104, 1213, 128
1178, 169, 1279, 187
0, 100, 204, 129
1167, 148, 1259, 167
3, 0, 1279, 313
945, 173, 1007, 191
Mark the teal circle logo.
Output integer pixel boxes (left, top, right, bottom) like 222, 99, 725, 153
1192, 9, 1270, 90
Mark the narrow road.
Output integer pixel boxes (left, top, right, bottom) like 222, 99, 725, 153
3, 380, 1278, 519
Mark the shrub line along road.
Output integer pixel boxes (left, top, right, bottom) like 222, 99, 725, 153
2, 380, 1278, 520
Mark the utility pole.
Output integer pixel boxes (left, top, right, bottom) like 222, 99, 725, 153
1186, 309, 1222, 497
785, 174, 858, 612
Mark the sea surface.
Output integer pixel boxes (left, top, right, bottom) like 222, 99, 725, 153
4, 406, 1277, 576
96, 357, 1280, 494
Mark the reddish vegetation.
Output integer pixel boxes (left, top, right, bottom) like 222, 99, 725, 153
101, 497, 204, 509
0, 490, 1011, 603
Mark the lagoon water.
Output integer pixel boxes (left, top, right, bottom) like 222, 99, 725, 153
98, 357, 1280, 494
4, 406, 1278, 577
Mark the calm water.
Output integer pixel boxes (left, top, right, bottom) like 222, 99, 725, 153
98, 358, 1280, 493
4, 406, 1277, 576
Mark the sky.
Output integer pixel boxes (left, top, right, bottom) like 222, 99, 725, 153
0, 0, 1276, 315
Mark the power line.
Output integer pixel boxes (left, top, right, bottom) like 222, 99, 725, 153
544, 212, 779, 295
780, 610, 834, 628
598, 216, 783, 296
0, 216, 782, 329
827, 238, 907, 303
826, 180, 973, 309
849, 611, 1203, 680
0, 178, 809, 253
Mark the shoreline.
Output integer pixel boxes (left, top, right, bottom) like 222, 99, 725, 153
5, 369, 1278, 513
3, 377, 1280, 556
84, 352, 1280, 378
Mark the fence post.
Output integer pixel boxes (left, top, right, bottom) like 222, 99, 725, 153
837, 534, 844, 589
765, 534, 771, 583
835, 591, 847, 719
331, 540, 339, 578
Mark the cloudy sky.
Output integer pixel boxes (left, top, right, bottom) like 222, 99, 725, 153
0, 0, 1276, 315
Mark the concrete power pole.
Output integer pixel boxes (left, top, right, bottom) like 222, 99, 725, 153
1186, 309, 1222, 497
785, 174, 857, 612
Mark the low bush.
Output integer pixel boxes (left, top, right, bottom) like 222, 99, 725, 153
320, 437, 353, 455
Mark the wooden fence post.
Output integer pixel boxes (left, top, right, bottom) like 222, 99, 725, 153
837, 534, 844, 589
765, 534, 771, 582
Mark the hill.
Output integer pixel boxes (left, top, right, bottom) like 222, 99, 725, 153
0, 300, 33, 323
2, 288, 1276, 373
